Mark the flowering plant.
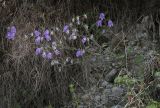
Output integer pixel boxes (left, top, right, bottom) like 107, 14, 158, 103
6, 12, 113, 66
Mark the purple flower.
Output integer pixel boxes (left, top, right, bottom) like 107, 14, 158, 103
54, 49, 60, 55
76, 49, 85, 57
35, 48, 42, 55
63, 25, 69, 33
34, 30, 41, 37
45, 34, 51, 41
44, 29, 51, 41
96, 20, 102, 27
82, 36, 87, 44
35, 36, 41, 45
6, 26, 16, 40
107, 20, 113, 27
44, 29, 49, 35
6, 32, 15, 40
99, 13, 105, 20
47, 52, 53, 59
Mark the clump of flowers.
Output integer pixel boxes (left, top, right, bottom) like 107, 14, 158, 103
6, 11, 113, 66
96, 12, 113, 28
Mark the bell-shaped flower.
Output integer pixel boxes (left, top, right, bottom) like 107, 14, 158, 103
6, 26, 16, 40
35, 36, 41, 45
96, 20, 102, 27
54, 49, 61, 56
76, 49, 85, 57
44, 29, 49, 35
35, 48, 42, 55
45, 35, 51, 41
99, 13, 105, 20
82, 36, 87, 44
107, 20, 113, 27
47, 52, 53, 59
34, 30, 41, 37
6, 32, 15, 40
63, 25, 69, 33
44, 29, 51, 41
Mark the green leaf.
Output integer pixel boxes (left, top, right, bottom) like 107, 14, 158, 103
69, 84, 75, 93
146, 104, 157, 108
155, 71, 160, 77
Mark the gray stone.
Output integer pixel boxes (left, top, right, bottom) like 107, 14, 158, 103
101, 81, 109, 88
95, 95, 101, 102
111, 105, 123, 108
111, 87, 124, 96
106, 84, 113, 89
105, 69, 118, 82
103, 89, 111, 95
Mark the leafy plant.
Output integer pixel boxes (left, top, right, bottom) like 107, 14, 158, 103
146, 100, 160, 108
114, 75, 137, 86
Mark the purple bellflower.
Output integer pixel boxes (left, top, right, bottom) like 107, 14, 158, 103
45, 35, 51, 41
47, 52, 53, 59
99, 13, 105, 20
96, 20, 102, 27
107, 20, 113, 27
82, 36, 87, 44
35, 48, 42, 55
34, 30, 41, 37
63, 25, 69, 33
44, 29, 51, 41
6, 26, 16, 40
76, 49, 85, 57
35, 36, 41, 45
54, 49, 61, 56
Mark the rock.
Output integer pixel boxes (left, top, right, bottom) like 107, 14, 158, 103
101, 81, 109, 88
107, 87, 125, 105
105, 69, 118, 82
94, 95, 101, 102
103, 89, 111, 95
111, 105, 123, 108
111, 87, 124, 96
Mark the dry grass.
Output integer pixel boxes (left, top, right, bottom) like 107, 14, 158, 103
0, 0, 100, 107
0, 0, 159, 108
